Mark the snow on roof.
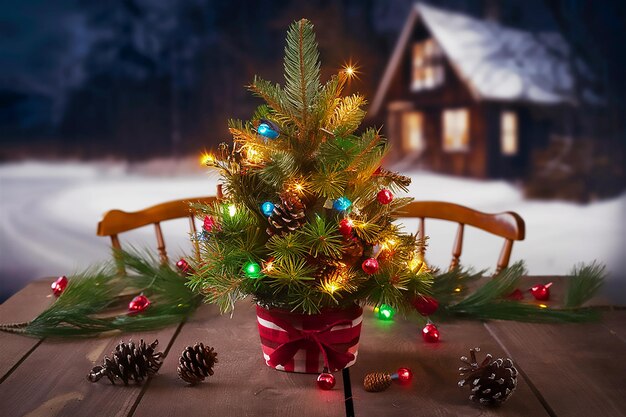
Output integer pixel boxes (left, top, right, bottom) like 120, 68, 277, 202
370, 3, 588, 115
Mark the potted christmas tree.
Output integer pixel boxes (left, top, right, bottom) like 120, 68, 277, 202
187, 19, 431, 375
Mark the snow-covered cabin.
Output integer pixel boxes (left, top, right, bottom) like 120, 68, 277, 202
369, 2, 591, 179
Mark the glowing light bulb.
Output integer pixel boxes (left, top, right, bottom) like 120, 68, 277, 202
261, 201, 275, 216
200, 152, 214, 165
228, 204, 237, 217
243, 261, 262, 279
375, 304, 395, 321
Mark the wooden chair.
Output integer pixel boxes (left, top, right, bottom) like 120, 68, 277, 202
97, 196, 217, 265
401, 201, 525, 274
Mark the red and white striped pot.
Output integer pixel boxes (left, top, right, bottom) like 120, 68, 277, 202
256, 304, 363, 373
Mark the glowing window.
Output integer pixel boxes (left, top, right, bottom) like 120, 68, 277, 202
442, 109, 469, 152
401, 112, 425, 152
412, 39, 444, 91
501, 111, 518, 155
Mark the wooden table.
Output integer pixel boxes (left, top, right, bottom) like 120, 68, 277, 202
1, 279, 624, 417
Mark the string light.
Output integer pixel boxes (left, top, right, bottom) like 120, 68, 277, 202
246, 146, 263, 164
342, 61, 360, 80
228, 204, 237, 217
200, 152, 215, 166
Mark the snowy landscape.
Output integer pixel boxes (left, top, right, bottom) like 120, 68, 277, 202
1, 160, 624, 303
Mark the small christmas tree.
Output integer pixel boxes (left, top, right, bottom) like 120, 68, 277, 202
188, 19, 431, 314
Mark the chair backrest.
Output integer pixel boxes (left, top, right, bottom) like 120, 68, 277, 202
97, 196, 217, 265
401, 201, 525, 274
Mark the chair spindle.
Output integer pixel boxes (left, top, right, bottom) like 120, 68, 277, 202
154, 222, 168, 264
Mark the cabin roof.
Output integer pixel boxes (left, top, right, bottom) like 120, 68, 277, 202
370, 3, 595, 116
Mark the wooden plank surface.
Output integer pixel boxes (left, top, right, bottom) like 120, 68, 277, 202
0, 278, 183, 417
485, 317, 626, 417
0, 281, 53, 381
349, 310, 550, 417
602, 310, 626, 343
133, 303, 346, 417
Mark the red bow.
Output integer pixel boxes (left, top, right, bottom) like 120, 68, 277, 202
262, 315, 358, 372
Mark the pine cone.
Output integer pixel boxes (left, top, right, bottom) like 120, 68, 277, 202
177, 343, 218, 385
341, 237, 364, 267
363, 372, 392, 392
266, 192, 306, 236
88, 339, 163, 385
458, 348, 518, 406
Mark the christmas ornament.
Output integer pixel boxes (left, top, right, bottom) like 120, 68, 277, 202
376, 189, 393, 205
195, 230, 209, 242
266, 192, 306, 236
261, 201, 275, 217
243, 261, 262, 279
506, 288, 524, 300
177, 343, 218, 385
458, 347, 518, 406
338, 218, 354, 237
422, 323, 440, 343
176, 258, 194, 276
363, 367, 413, 392
257, 119, 280, 139
411, 295, 439, 316
333, 196, 352, 212
88, 339, 163, 385
374, 304, 395, 320
317, 368, 336, 390
395, 367, 413, 383
530, 282, 552, 301
51, 276, 68, 297
361, 258, 380, 275
128, 294, 151, 313
203, 215, 217, 232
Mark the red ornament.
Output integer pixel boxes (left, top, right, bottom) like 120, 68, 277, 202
506, 288, 524, 300
361, 258, 380, 275
395, 367, 413, 383
176, 258, 194, 276
51, 276, 68, 297
128, 294, 151, 313
373, 166, 382, 176
203, 216, 217, 232
411, 295, 439, 316
530, 282, 552, 301
376, 189, 393, 205
422, 323, 440, 343
316, 371, 336, 390
338, 218, 354, 237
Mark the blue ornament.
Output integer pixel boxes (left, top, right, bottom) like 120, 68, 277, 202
261, 201, 275, 217
257, 119, 280, 139
195, 230, 209, 242
333, 196, 352, 212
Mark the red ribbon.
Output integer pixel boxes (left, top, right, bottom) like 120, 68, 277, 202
257, 308, 361, 372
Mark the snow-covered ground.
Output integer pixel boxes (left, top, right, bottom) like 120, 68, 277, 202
1, 161, 624, 303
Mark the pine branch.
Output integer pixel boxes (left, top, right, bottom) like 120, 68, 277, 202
564, 262, 606, 308
258, 151, 299, 189
310, 163, 348, 199
327, 94, 367, 136
283, 19, 320, 127
301, 215, 343, 258
266, 233, 308, 263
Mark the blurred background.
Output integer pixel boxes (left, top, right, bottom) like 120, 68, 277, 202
1, 0, 625, 303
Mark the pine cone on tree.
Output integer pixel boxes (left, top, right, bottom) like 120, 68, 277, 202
88, 339, 163, 385
458, 347, 518, 406
177, 343, 218, 385
363, 372, 393, 392
266, 192, 306, 236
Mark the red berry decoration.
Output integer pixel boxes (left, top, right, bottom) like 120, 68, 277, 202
51, 276, 68, 297
338, 218, 354, 237
176, 258, 194, 276
376, 189, 393, 205
530, 282, 552, 301
422, 323, 440, 343
316, 371, 336, 390
395, 367, 413, 383
128, 294, 151, 313
411, 295, 439, 316
361, 258, 380, 275
203, 216, 217, 232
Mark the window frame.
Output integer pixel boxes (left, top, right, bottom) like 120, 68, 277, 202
500, 110, 519, 156
442, 108, 470, 153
